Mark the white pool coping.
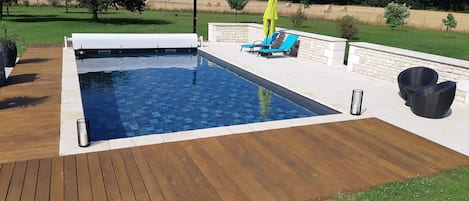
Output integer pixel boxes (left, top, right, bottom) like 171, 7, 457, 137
60, 43, 469, 156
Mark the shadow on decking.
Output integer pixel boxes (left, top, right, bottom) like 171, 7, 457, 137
0, 96, 49, 110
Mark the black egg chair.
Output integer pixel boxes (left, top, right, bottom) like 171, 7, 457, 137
397, 66, 439, 100
408, 81, 456, 119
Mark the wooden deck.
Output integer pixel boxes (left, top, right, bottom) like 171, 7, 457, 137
1, 47, 469, 200
1, 118, 469, 201
0, 45, 62, 163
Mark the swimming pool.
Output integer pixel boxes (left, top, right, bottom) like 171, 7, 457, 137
77, 53, 339, 141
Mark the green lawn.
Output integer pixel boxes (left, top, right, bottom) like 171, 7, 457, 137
5, 6, 469, 60
325, 167, 469, 201
5, 6, 469, 200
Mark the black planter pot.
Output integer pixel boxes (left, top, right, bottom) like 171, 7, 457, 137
1, 40, 17, 67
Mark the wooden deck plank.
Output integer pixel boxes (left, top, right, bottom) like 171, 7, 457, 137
98, 152, 123, 201
0, 163, 15, 200
109, 150, 137, 201
165, 144, 212, 201
236, 133, 319, 200
171, 143, 220, 201
0, 47, 63, 163
176, 142, 223, 201
63, 156, 78, 201
119, 149, 151, 201
321, 121, 429, 176
87, 152, 107, 201
251, 129, 340, 198
182, 141, 250, 201
20, 159, 40, 201
201, 137, 278, 201
35, 158, 52, 201
6, 161, 27, 201
297, 124, 407, 186
76, 154, 93, 201
49, 157, 64, 201
140, 146, 179, 201
149, 144, 199, 201
130, 148, 166, 201
217, 134, 296, 200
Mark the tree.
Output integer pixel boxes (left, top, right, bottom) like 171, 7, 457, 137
442, 13, 457, 37
337, 15, 359, 39
77, 0, 146, 21
226, 0, 249, 22
0, 0, 16, 20
384, 1, 411, 29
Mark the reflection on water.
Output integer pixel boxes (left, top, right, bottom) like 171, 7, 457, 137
258, 86, 272, 120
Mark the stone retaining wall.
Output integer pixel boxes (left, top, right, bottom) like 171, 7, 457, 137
208, 23, 346, 66
347, 42, 469, 104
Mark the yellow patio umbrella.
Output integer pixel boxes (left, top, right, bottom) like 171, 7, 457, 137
262, 0, 278, 37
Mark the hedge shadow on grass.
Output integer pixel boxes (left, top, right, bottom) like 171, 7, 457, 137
8, 15, 172, 25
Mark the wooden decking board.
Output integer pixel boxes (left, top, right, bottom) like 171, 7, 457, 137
130, 148, 166, 201
250, 130, 333, 198
174, 143, 222, 201
20, 159, 39, 201
0, 47, 62, 163
76, 154, 93, 201
87, 152, 107, 201
119, 149, 151, 201
150, 144, 200, 201
63, 156, 78, 201
109, 151, 137, 201
98, 152, 122, 201
238, 133, 314, 200
6, 161, 27, 201
167, 144, 210, 201
0, 163, 15, 200
219, 133, 294, 200
266, 128, 350, 195
309, 123, 417, 181
182, 140, 250, 201
139, 146, 176, 201
202, 137, 278, 201
35, 158, 52, 201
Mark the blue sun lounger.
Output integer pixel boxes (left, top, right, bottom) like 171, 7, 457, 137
258, 34, 299, 57
240, 32, 279, 52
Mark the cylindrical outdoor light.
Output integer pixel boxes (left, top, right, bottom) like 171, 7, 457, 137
350, 89, 363, 115
77, 118, 90, 147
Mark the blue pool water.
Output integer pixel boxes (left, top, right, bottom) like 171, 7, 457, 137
78, 53, 334, 141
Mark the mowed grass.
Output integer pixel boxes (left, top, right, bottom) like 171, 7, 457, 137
325, 167, 469, 201
5, 6, 469, 200
5, 6, 469, 60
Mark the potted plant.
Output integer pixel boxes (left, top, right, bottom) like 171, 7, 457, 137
0, 22, 19, 67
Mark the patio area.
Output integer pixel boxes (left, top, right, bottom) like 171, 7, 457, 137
0, 45, 469, 200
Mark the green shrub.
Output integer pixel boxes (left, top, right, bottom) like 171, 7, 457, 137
289, 6, 306, 27
337, 15, 359, 39
384, 1, 410, 29
442, 13, 458, 37
23, 0, 30, 6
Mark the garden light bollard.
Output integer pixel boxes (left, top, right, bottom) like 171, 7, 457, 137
77, 118, 90, 147
350, 89, 363, 115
